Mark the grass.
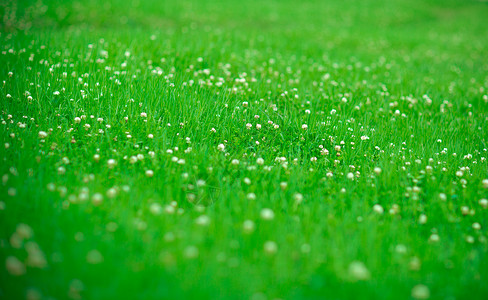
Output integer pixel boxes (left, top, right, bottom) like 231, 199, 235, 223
1, 0, 488, 299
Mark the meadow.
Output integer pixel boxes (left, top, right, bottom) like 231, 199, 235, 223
1, 0, 488, 299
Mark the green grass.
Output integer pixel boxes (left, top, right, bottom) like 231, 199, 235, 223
1, 0, 488, 299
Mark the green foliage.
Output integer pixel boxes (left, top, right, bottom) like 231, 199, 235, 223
1, 0, 488, 299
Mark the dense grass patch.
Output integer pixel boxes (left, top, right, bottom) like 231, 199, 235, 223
1, 0, 488, 299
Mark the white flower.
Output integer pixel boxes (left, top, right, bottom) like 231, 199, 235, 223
294, 193, 303, 203
231, 159, 240, 165
373, 204, 384, 214
145, 170, 154, 177
107, 159, 117, 169
218, 144, 225, 151
418, 214, 427, 224
148, 203, 161, 215
184, 246, 199, 259
195, 215, 210, 226
348, 261, 370, 281
263, 241, 278, 254
482, 179, 488, 189
57, 166, 66, 175
280, 182, 288, 190
106, 188, 117, 198
92, 193, 103, 206
429, 233, 439, 242
38, 131, 48, 138
260, 208, 274, 220
301, 124, 308, 130
256, 158, 264, 165
479, 199, 488, 208
411, 284, 430, 300
243, 220, 255, 233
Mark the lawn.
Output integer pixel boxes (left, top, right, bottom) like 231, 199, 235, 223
1, 0, 488, 299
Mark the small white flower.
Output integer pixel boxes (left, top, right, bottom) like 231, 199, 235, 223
184, 246, 199, 259
280, 182, 288, 190
260, 208, 275, 220
411, 284, 430, 300
149, 203, 162, 215
107, 159, 117, 169
418, 214, 427, 224
294, 193, 303, 203
429, 233, 440, 242
247, 193, 256, 200
348, 261, 370, 281
92, 193, 103, 206
482, 179, 488, 189
195, 215, 210, 226
243, 220, 255, 233
478, 198, 487, 208
57, 166, 66, 175
373, 204, 384, 214
263, 241, 278, 254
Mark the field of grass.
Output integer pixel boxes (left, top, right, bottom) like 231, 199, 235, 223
1, 0, 488, 299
